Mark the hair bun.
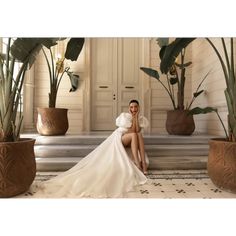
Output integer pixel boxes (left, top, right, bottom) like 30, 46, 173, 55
129, 99, 139, 105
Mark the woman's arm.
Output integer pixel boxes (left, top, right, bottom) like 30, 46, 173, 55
127, 109, 141, 133
133, 114, 141, 133
126, 117, 136, 133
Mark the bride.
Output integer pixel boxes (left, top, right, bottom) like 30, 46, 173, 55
34, 100, 149, 198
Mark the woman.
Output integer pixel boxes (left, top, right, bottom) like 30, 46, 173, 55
120, 99, 148, 174
34, 100, 149, 198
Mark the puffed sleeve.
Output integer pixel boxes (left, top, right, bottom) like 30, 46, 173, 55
116, 112, 132, 128
139, 116, 149, 128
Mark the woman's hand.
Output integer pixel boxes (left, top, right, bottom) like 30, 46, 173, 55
133, 106, 139, 118
129, 107, 132, 115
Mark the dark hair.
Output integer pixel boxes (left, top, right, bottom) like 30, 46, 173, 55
129, 99, 139, 105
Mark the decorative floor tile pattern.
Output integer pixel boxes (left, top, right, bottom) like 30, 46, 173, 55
16, 170, 236, 199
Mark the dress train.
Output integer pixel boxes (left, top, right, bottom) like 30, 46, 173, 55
33, 128, 148, 198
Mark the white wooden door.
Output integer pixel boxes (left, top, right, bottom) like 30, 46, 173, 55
91, 38, 141, 131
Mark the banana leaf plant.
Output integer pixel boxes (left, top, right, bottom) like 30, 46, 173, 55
42, 38, 85, 107
160, 38, 236, 142
0, 38, 84, 142
140, 38, 209, 111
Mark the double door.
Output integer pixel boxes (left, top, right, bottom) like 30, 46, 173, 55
91, 38, 142, 130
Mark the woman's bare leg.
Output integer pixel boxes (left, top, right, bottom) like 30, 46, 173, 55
137, 132, 148, 174
122, 133, 141, 169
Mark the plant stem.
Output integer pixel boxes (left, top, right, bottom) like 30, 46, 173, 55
221, 38, 230, 77
187, 70, 211, 110
166, 74, 176, 109
179, 49, 185, 110
42, 48, 53, 87
231, 38, 235, 84
216, 110, 229, 140
49, 49, 57, 107
56, 67, 67, 92
171, 83, 175, 108
159, 78, 176, 109
4, 38, 11, 81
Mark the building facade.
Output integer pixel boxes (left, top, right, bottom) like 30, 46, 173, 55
21, 38, 228, 136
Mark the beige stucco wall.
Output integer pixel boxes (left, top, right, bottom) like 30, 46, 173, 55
190, 38, 229, 136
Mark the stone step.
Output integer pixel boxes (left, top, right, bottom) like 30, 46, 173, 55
36, 155, 208, 171
149, 156, 207, 170
22, 133, 217, 145
34, 144, 209, 158
21, 133, 217, 171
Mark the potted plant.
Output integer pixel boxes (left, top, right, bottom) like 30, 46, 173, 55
36, 38, 85, 135
0, 38, 64, 197
161, 37, 236, 193
140, 38, 209, 135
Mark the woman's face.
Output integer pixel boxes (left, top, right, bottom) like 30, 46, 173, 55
129, 102, 139, 115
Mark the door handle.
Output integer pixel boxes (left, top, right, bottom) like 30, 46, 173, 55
125, 86, 134, 89
99, 86, 108, 88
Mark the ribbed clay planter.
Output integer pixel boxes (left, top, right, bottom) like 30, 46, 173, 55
166, 110, 195, 135
37, 108, 69, 136
0, 138, 36, 198
208, 139, 236, 193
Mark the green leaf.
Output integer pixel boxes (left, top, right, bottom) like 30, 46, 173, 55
156, 38, 169, 48
10, 38, 60, 68
39, 38, 62, 49
66, 70, 80, 92
169, 77, 178, 85
140, 67, 160, 80
159, 46, 166, 60
225, 89, 235, 137
160, 38, 196, 74
65, 38, 85, 61
188, 107, 217, 115
193, 90, 204, 98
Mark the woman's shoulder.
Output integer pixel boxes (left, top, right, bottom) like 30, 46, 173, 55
116, 112, 132, 128
139, 115, 149, 121
139, 114, 148, 119
138, 115, 149, 128
118, 112, 132, 119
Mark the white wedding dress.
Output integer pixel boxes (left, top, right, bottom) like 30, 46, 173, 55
34, 113, 149, 198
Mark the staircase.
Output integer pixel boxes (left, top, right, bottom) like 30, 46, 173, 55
22, 133, 217, 171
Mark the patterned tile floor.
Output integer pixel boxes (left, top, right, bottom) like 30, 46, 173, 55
18, 170, 236, 198
126, 170, 236, 199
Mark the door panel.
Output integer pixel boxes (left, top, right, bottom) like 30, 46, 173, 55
117, 38, 140, 115
120, 38, 140, 85
93, 105, 115, 130
91, 38, 117, 130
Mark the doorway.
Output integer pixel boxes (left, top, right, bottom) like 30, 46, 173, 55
91, 38, 142, 130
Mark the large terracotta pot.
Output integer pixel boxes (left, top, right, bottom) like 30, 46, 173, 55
37, 107, 69, 136
166, 110, 195, 135
208, 138, 236, 193
0, 138, 36, 197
